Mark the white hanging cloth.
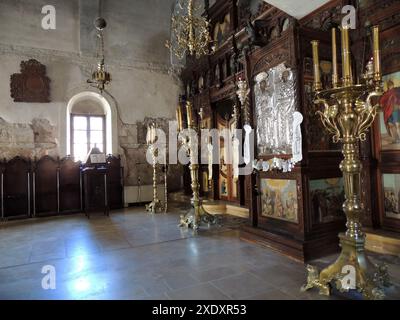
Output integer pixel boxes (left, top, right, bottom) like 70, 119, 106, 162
292, 111, 303, 164
243, 124, 252, 165
207, 142, 213, 180
232, 135, 240, 180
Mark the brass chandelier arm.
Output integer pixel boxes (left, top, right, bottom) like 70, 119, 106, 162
356, 105, 378, 141
315, 98, 341, 143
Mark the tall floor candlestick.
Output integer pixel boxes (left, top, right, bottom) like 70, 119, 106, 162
145, 125, 164, 214
178, 101, 219, 230
303, 26, 390, 300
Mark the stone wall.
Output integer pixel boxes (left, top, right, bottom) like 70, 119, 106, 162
0, 117, 58, 160
0, 0, 183, 191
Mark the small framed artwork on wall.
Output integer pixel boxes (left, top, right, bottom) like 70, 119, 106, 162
378, 71, 400, 151
259, 178, 298, 223
377, 170, 400, 231
382, 173, 400, 220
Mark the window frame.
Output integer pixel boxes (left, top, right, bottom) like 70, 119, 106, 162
70, 113, 106, 160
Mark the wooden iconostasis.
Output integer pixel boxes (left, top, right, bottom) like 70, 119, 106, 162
180, 0, 400, 261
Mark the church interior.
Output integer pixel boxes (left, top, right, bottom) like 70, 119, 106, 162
0, 0, 400, 301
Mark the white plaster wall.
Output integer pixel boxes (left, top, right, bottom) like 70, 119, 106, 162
0, 0, 181, 189
0, 0, 79, 53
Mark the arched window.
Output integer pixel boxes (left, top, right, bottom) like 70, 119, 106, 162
65, 91, 116, 161
70, 99, 106, 161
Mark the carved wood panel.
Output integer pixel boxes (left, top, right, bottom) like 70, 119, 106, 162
34, 156, 58, 215
59, 156, 82, 213
106, 155, 124, 210
10, 59, 50, 103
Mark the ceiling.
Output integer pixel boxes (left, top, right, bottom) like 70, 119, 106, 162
263, 0, 332, 19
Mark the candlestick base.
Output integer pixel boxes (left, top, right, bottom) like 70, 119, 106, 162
179, 202, 219, 230
146, 198, 164, 214
301, 233, 391, 300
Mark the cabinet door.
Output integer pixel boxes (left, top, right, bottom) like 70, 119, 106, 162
107, 156, 123, 210
59, 157, 81, 213
84, 170, 106, 213
35, 156, 58, 215
4, 157, 30, 218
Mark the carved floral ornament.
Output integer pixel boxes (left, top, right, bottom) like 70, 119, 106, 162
10, 59, 50, 103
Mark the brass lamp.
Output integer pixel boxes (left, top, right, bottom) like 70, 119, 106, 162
302, 26, 390, 299
87, 17, 111, 93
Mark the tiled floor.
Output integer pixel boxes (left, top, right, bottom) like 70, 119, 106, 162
0, 205, 399, 300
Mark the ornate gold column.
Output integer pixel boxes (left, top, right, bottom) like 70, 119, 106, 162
302, 26, 390, 300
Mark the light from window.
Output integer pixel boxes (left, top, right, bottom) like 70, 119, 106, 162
72, 115, 105, 161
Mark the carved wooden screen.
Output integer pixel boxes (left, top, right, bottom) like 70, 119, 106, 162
34, 156, 58, 215
106, 155, 123, 210
59, 156, 82, 213
3, 157, 31, 218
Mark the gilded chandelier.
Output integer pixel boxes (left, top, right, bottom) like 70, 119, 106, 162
166, 0, 212, 59
302, 25, 391, 300
87, 17, 111, 93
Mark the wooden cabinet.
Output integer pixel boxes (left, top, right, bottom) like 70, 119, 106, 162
2, 157, 31, 219
82, 166, 109, 217
106, 155, 124, 210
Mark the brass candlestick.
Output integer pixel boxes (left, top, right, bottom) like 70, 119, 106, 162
177, 101, 218, 230
163, 151, 168, 213
302, 26, 390, 300
146, 124, 164, 214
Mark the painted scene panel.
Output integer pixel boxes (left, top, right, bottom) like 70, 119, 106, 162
260, 179, 298, 223
383, 174, 400, 220
310, 178, 345, 224
379, 72, 400, 150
